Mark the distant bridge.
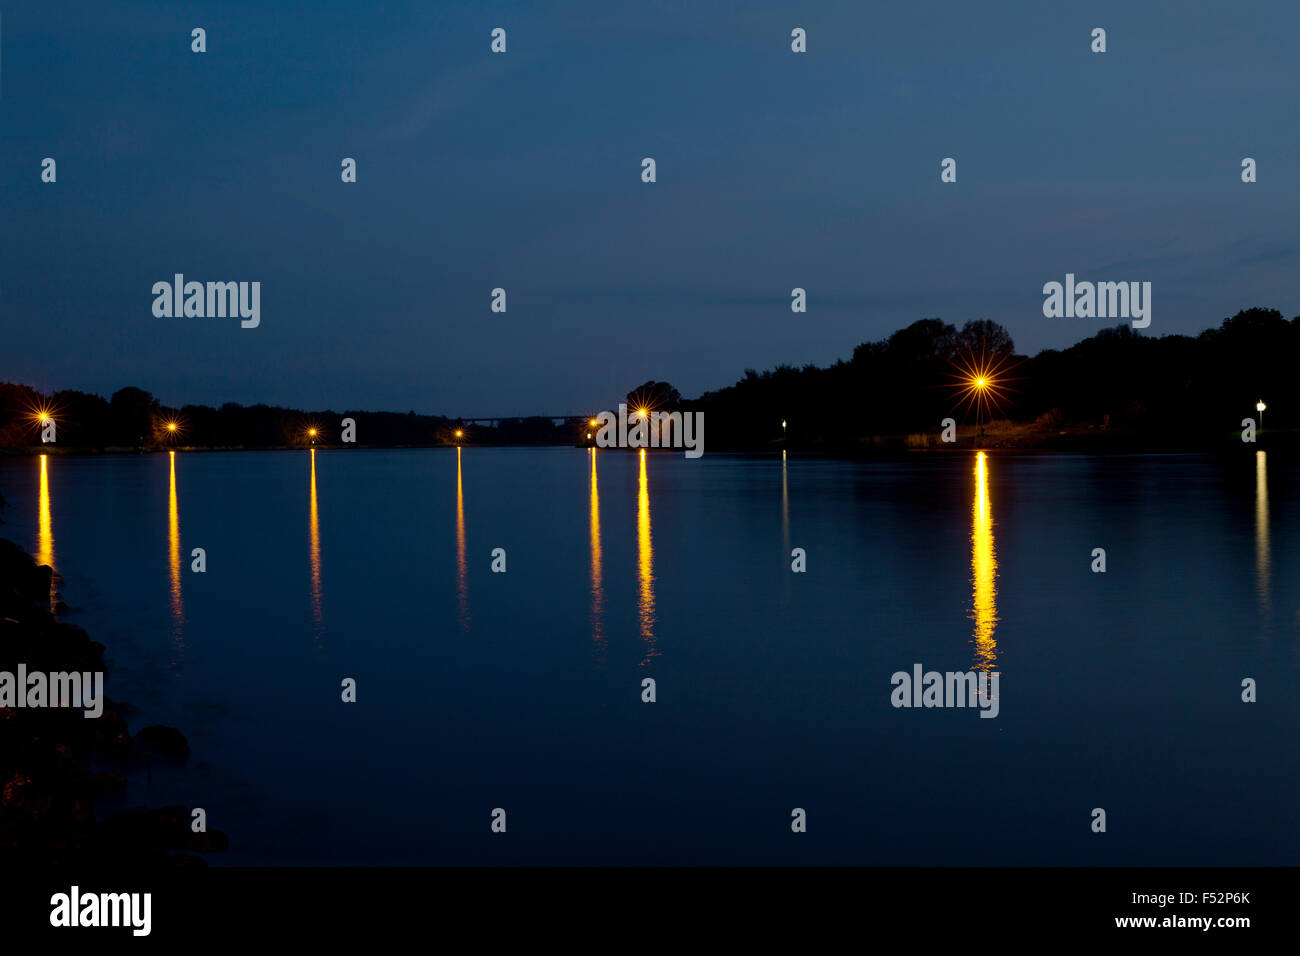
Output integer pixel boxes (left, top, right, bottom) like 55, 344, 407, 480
453, 416, 593, 428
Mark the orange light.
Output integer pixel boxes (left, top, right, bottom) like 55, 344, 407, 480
589, 418, 598, 426
637, 408, 649, 420
308, 428, 317, 437
167, 422, 178, 432
455, 430, 464, 439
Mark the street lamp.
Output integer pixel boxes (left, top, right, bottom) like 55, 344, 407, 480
974, 377, 990, 442
1256, 401, 1266, 434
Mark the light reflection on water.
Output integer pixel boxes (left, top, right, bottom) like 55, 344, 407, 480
970, 451, 998, 672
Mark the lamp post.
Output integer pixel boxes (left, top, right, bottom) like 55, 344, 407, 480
1256, 401, 1266, 435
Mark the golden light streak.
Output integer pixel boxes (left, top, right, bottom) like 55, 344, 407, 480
456, 446, 469, 630
168, 451, 185, 646
309, 448, 323, 639
37, 454, 54, 568
589, 448, 605, 662
37, 456, 55, 603
1255, 450, 1270, 617
637, 449, 657, 664
970, 452, 998, 672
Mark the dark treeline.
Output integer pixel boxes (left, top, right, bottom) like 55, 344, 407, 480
688, 307, 1300, 449
0, 384, 571, 449
2, 307, 1295, 451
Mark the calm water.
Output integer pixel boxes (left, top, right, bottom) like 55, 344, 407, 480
1, 448, 1296, 865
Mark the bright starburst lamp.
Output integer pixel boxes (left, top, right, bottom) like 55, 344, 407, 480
947, 353, 1014, 447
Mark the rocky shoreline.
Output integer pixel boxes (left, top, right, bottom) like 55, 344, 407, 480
0, 490, 227, 865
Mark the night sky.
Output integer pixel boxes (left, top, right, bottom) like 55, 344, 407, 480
2, 0, 1297, 415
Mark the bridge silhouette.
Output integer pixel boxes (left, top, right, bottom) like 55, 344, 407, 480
453, 415, 593, 428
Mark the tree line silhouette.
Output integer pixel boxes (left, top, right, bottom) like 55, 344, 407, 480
1, 308, 1294, 451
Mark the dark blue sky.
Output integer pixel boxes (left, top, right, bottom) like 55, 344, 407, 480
3, 0, 1297, 415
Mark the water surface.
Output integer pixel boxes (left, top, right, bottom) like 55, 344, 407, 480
1, 448, 1295, 865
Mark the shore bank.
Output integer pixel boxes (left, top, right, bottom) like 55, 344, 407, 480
0, 503, 227, 865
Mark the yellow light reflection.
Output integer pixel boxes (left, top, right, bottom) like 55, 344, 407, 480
970, 451, 998, 671
637, 449, 657, 664
1255, 450, 1270, 616
589, 448, 605, 662
309, 448, 323, 640
37, 455, 55, 611
37, 454, 54, 571
456, 446, 469, 630
168, 451, 185, 646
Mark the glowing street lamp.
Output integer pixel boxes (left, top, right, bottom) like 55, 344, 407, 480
454, 429, 464, 441
32, 407, 57, 444
974, 376, 991, 441
947, 352, 1014, 449
1256, 400, 1266, 433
